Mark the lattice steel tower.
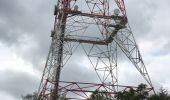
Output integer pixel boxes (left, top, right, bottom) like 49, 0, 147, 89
37, 0, 154, 99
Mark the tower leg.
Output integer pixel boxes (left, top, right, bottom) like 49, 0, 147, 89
114, 26, 153, 89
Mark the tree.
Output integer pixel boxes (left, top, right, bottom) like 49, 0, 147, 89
88, 89, 112, 100
22, 92, 37, 100
136, 84, 149, 100
88, 84, 149, 100
148, 88, 170, 100
115, 84, 149, 100
115, 84, 170, 100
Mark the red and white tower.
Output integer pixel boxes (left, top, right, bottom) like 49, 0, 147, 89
37, 0, 154, 99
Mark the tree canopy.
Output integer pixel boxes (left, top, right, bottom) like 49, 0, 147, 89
22, 92, 37, 100
87, 89, 112, 100
88, 84, 170, 100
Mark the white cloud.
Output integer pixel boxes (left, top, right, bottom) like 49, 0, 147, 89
0, 43, 41, 100
0, 39, 40, 77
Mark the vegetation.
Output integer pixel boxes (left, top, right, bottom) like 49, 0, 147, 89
114, 84, 149, 100
22, 84, 170, 100
148, 88, 170, 100
22, 92, 37, 100
87, 89, 112, 100
88, 84, 170, 100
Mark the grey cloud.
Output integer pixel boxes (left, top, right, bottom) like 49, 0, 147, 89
0, 25, 20, 46
0, 0, 25, 46
0, 69, 39, 99
0, 0, 24, 18
0, 0, 55, 71
126, 0, 154, 41
0, 0, 169, 99
0, 1, 55, 99
61, 54, 100, 83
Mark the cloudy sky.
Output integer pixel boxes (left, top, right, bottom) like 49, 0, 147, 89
0, 0, 170, 100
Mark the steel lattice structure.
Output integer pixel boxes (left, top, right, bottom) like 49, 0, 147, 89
37, 0, 154, 100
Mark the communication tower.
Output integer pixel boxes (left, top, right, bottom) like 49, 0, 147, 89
37, 0, 154, 99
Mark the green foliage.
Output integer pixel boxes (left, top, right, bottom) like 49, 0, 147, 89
88, 89, 112, 100
89, 84, 170, 100
148, 88, 170, 100
115, 83, 149, 100
22, 92, 37, 100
